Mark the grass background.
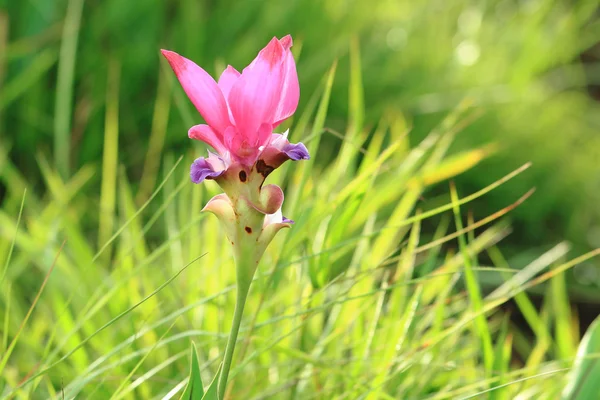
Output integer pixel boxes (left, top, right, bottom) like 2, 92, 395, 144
1, 0, 600, 398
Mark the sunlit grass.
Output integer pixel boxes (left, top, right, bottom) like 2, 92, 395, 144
2, 1, 600, 397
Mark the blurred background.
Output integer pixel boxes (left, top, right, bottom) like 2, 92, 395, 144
1, 0, 600, 312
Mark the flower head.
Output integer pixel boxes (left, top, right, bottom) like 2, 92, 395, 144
161, 35, 309, 184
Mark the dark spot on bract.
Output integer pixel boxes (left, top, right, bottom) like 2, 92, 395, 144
256, 159, 274, 178
239, 170, 247, 182
245, 226, 252, 234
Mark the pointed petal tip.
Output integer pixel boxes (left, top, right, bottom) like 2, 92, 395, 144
161, 51, 231, 135
261, 37, 286, 67
218, 65, 242, 100
160, 49, 179, 62
280, 35, 293, 50
160, 49, 187, 73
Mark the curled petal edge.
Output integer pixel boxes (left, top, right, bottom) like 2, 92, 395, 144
233, 184, 284, 216
255, 184, 285, 215
201, 193, 234, 218
258, 141, 310, 172
201, 194, 237, 240
258, 220, 293, 251
190, 157, 226, 184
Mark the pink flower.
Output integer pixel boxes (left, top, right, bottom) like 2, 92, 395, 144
161, 35, 309, 184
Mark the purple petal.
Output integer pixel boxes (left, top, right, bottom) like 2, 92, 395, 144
282, 216, 294, 224
282, 142, 310, 161
190, 157, 225, 184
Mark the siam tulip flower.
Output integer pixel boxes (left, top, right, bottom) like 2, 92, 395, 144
161, 35, 309, 188
162, 34, 308, 248
161, 35, 308, 398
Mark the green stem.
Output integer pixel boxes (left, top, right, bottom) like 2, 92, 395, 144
217, 269, 251, 399
215, 197, 266, 399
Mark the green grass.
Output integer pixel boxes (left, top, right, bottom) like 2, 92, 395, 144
2, 0, 600, 398
1, 48, 600, 398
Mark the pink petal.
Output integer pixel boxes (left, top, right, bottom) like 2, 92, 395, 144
188, 124, 227, 154
218, 65, 241, 100
223, 123, 272, 165
279, 35, 293, 51
161, 50, 230, 134
228, 38, 286, 145
218, 66, 240, 124
273, 50, 299, 127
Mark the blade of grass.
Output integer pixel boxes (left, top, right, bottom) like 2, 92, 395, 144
110, 319, 179, 400
450, 181, 494, 375
54, 0, 84, 179
552, 258, 577, 360
489, 313, 513, 400
0, 239, 65, 376
1, 189, 26, 285
0, 48, 57, 111
137, 66, 171, 205
487, 246, 549, 341
415, 189, 535, 256
458, 368, 569, 400
0, 11, 7, 131
177, 341, 204, 400
562, 316, 600, 400
97, 59, 120, 263
487, 242, 570, 301
2, 284, 10, 353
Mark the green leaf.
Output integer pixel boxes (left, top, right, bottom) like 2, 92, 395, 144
562, 315, 600, 399
201, 364, 222, 400
180, 342, 204, 400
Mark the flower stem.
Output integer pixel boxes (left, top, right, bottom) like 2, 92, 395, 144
217, 271, 251, 399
